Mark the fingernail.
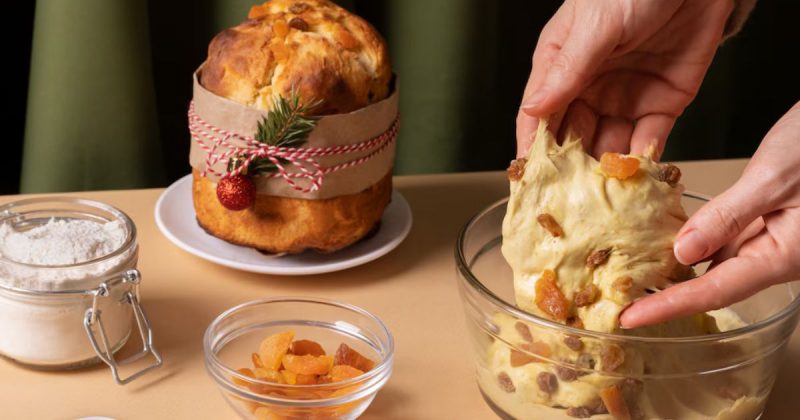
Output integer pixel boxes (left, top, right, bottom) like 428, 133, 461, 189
674, 229, 707, 265
522, 88, 549, 110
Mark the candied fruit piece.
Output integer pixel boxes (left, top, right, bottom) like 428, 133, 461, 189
254, 368, 286, 384
252, 352, 265, 369
537, 213, 564, 237
563, 335, 583, 351
600, 152, 640, 180
273, 20, 290, 38
507, 158, 527, 181
334, 343, 375, 372
657, 163, 682, 187
330, 364, 364, 382
289, 339, 326, 357
600, 344, 625, 372
586, 248, 612, 269
282, 354, 334, 376
259, 331, 295, 370
612, 276, 633, 293
574, 283, 600, 307
537, 372, 558, 395
233, 367, 256, 386
599, 385, 632, 420
497, 372, 515, 393
535, 269, 570, 321
509, 349, 537, 367
514, 321, 533, 343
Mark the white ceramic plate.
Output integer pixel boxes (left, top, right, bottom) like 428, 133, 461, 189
154, 174, 412, 275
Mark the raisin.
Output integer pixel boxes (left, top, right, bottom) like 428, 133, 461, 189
537, 372, 559, 395
507, 158, 527, 181
289, 2, 310, 13
535, 269, 570, 321
288, 17, 309, 31
600, 344, 625, 372
574, 283, 600, 307
555, 365, 579, 382
497, 371, 515, 393
613, 276, 633, 293
537, 213, 564, 237
515, 321, 533, 343
600, 152, 640, 180
657, 163, 682, 187
567, 316, 584, 329
566, 407, 593, 418
586, 248, 612, 269
563, 335, 583, 352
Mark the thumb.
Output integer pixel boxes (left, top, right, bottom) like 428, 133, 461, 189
674, 179, 775, 265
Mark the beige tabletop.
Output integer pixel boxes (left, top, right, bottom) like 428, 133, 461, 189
1, 160, 798, 419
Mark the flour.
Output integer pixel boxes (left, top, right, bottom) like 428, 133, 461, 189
0, 218, 134, 291
0, 216, 136, 367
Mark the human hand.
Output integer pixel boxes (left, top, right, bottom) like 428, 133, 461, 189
517, 0, 733, 159
621, 102, 800, 328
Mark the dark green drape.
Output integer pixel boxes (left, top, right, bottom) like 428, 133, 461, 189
15, 1, 800, 193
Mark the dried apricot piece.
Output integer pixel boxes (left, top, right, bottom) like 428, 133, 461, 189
509, 349, 537, 367
334, 343, 375, 372
258, 331, 295, 370
521, 341, 552, 358
535, 269, 570, 321
586, 248, 612, 269
537, 213, 564, 237
599, 385, 632, 420
280, 369, 297, 385
233, 367, 256, 386
282, 354, 334, 376
329, 364, 365, 382
248, 5, 269, 20
252, 352, 265, 369
574, 283, 599, 307
507, 158, 527, 181
335, 29, 358, 50
612, 276, 633, 293
254, 368, 287, 384
273, 20, 289, 38
296, 373, 318, 385
600, 152, 640, 180
289, 339, 326, 357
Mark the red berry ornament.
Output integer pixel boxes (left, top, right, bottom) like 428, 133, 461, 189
216, 174, 256, 211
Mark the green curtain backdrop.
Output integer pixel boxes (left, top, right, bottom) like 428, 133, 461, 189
15, 1, 800, 193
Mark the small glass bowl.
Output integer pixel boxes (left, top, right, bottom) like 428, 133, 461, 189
455, 196, 800, 420
204, 297, 394, 419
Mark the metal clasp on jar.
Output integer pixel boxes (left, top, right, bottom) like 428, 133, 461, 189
84, 269, 162, 385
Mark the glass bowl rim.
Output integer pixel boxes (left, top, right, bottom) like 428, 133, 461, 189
203, 296, 395, 405
455, 193, 800, 344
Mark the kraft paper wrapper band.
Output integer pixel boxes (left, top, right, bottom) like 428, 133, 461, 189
189, 70, 398, 199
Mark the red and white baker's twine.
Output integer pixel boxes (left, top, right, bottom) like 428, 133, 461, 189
188, 101, 398, 193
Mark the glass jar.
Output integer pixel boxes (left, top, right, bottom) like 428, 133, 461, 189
0, 197, 161, 384
455, 195, 800, 420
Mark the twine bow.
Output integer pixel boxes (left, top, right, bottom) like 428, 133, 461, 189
188, 101, 398, 193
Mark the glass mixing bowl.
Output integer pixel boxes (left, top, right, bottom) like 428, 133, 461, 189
455, 195, 800, 420
204, 297, 394, 419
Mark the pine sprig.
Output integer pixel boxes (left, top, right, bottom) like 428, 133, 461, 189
230, 87, 320, 175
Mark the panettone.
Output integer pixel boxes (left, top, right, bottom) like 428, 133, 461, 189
192, 0, 394, 254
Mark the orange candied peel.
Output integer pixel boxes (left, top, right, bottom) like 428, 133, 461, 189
534, 269, 570, 321
599, 152, 640, 180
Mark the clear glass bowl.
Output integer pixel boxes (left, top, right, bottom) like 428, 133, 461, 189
455, 196, 800, 420
204, 297, 394, 419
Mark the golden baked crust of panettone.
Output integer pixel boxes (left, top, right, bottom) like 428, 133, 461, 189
201, 0, 391, 115
193, 170, 393, 254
